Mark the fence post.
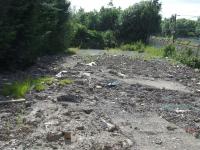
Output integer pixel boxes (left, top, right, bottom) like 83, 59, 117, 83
197, 44, 200, 57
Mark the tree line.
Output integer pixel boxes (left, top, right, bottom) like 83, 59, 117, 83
0, 0, 171, 70
0, 0, 71, 70
162, 17, 200, 37
71, 0, 161, 49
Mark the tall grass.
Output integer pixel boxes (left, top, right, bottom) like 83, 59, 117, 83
145, 46, 164, 57
1, 77, 55, 98
120, 41, 145, 52
2, 80, 31, 98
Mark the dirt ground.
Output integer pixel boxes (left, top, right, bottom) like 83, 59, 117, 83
1, 51, 200, 150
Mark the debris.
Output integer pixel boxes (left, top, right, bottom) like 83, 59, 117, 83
81, 72, 91, 78
57, 95, 80, 103
175, 108, 190, 113
185, 127, 199, 134
55, 70, 67, 78
195, 69, 199, 73
96, 85, 102, 89
83, 109, 93, 114
76, 126, 84, 130
107, 80, 120, 87
117, 72, 126, 78
86, 62, 96, 66
122, 139, 134, 148
166, 125, 177, 131
109, 70, 126, 78
196, 82, 200, 85
101, 118, 118, 132
0, 99, 26, 104
63, 131, 72, 143
194, 118, 200, 123
46, 132, 62, 142
154, 139, 163, 145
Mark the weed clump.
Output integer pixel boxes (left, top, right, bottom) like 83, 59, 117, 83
2, 77, 55, 98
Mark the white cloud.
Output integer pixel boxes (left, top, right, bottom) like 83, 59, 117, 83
69, 0, 200, 20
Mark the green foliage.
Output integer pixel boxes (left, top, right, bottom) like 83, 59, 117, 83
120, 0, 161, 43
175, 51, 200, 68
66, 48, 79, 55
1, 77, 55, 98
2, 80, 31, 98
102, 31, 118, 48
58, 79, 73, 86
0, 0, 71, 70
162, 18, 199, 37
163, 45, 176, 57
145, 46, 164, 57
120, 41, 145, 52
71, 24, 104, 49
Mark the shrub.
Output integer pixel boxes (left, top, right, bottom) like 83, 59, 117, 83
71, 24, 104, 49
1, 77, 55, 98
102, 31, 117, 48
0, 0, 71, 70
120, 41, 145, 52
163, 44, 176, 57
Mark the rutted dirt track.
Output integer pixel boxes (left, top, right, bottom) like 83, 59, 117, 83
1, 51, 200, 150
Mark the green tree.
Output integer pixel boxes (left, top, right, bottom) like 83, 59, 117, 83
0, 0, 71, 70
120, 0, 161, 43
176, 19, 196, 37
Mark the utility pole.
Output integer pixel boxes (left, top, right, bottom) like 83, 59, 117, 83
170, 14, 177, 43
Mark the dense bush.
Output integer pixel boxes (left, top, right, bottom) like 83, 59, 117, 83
71, 24, 104, 49
120, 41, 145, 52
72, 0, 162, 46
102, 31, 118, 48
120, 0, 161, 43
163, 44, 176, 57
0, 0, 71, 70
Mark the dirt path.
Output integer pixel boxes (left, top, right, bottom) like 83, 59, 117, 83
1, 51, 200, 149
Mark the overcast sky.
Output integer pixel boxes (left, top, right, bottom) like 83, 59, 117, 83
69, 0, 200, 20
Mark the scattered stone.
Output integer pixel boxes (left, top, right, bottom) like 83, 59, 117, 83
134, 127, 139, 130
76, 126, 84, 130
57, 95, 80, 103
196, 82, 200, 85
63, 131, 72, 143
154, 139, 163, 145
83, 109, 93, 114
81, 72, 91, 78
167, 125, 177, 131
96, 85, 102, 89
101, 119, 118, 132
122, 139, 134, 148
117, 72, 126, 78
194, 118, 200, 123
107, 80, 120, 87
46, 132, 62, 142
194, 132, 200, 139
195, 69, 199, 73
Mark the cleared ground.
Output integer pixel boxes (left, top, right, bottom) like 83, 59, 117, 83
1, 50, 200, 149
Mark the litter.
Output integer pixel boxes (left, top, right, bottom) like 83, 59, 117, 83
107, 80, 120, 87
86, 62, 96, 66
56, 70, 67, 78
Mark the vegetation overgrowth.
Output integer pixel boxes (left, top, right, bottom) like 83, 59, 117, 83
1, 0, 200, 71
1, 77, 73, 98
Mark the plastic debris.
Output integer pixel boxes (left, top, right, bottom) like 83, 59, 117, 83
86, 62, 96, 66
56, 70, 67, 78
107, 80, 120, 87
